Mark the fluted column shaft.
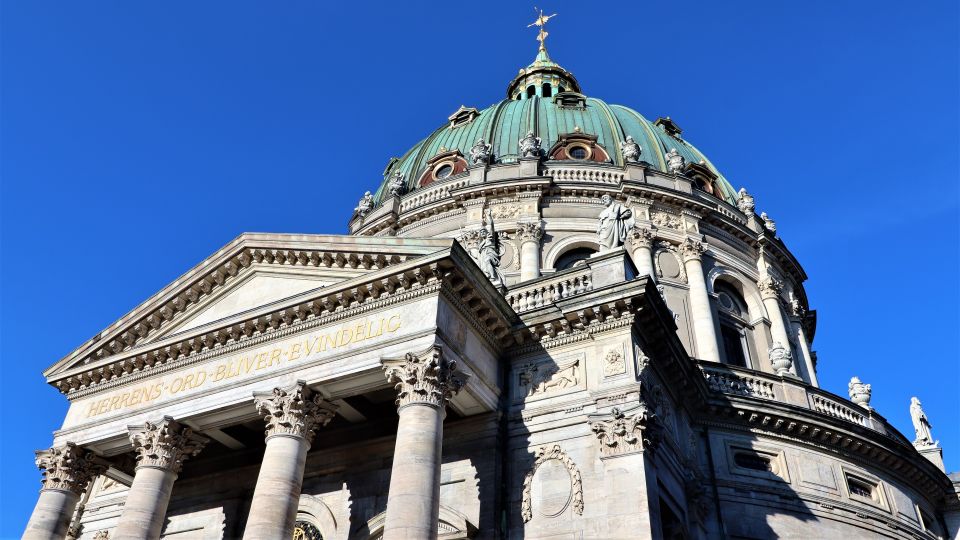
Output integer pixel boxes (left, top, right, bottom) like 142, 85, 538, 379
24, 444, 104, 540
382, 347, 463, 540
681, 238, 721, 362
242, 382, 338, 540
113, 417, 208, 540
517, 222, 543, 282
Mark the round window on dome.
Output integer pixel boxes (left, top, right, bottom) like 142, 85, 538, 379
435, 164, 453, 179
566, 144, 590, 160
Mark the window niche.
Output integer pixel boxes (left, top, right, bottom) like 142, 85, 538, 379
844, 472, 884, 506
726, 443, 788, 482
714, 281, 753, 369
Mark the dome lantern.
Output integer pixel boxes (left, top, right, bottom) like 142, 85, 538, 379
506, 10, 581, 100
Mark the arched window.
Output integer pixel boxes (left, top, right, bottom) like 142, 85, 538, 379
714, 281, 751, 368
542, 83, 552, 97
526, 85, 536, 98
554, 247, 597, 271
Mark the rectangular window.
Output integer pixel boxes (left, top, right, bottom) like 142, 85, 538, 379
721, 325, 748, 367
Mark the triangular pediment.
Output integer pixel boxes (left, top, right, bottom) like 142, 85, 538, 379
45, 233, 454, 380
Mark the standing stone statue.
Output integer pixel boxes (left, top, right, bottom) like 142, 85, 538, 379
597, 194, 634, 251
620, 136, 642, 163
519, 131, 542, 159
354, 191, 374, 217
469, 138, 493, 165
910, 397, 936, 447
847, 377, 871, 409
665, 148, 685, 174
737, 188, 755, 215
478, 209, 505, 288
387, 172, 405, 197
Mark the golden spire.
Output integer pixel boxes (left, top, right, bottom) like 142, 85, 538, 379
527, 8, 557, 52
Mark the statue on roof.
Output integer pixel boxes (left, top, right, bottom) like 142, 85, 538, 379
760, 212, 777, 235
620, 136, 642, 163
666, 148, 685, 174
354, 191, 374, 217
519, 131, 542, 159
478, 209, 505, 289
597, 194, 634, 251
470, 138, 493, 165
910, 397, 936, 448
387, 172, 405, 198
737, 187, 755, 216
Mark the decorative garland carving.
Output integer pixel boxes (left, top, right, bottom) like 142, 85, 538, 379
129, 417, 208, 473
383, 347, 464, 409
254, 381, 338, 444
521, 444, 584, 522
34, 443, 106, 495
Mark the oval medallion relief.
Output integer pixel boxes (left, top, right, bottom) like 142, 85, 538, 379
657, 251, 682, 279
530, 458, 572, 517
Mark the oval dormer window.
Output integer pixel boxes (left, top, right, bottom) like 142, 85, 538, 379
435, 164, 453, 180
569, 146, 588, 160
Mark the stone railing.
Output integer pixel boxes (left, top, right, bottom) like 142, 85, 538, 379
547, 166, 624, 185
700, 365, 777, 400
809, 392, 868, 427
506, 269, 592, 313
399, 175, 470, 213
694, 361, 907, 438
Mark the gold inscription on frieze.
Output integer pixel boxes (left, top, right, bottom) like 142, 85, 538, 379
83, 314, 402, 419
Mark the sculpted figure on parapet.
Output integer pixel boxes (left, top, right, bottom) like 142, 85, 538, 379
910, 397, 936, 448
478, 209, 506, 288
665, 147, 685, 174
597, 194, 634, 251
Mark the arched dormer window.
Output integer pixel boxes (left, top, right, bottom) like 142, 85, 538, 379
714, 281, 752, 368
542, 83, 552, 98
554, 246, 597, 271
527, 85, 536, 98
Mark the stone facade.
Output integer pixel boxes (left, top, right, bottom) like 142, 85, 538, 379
26, 38, 958, 540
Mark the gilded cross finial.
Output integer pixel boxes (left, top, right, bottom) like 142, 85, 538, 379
527, 8, 557, 52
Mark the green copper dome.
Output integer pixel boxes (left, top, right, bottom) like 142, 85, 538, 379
374, 52, 738, 205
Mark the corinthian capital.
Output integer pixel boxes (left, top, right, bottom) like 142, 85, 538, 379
757, 276, 782, 300
253, 381, 338, 444
383, 347, 464, 409
129, 417, 208, 473
589, 404, 662, 458
628, 225, 655, 248
34, 443, 107, 495
679, 237, 707, 262
515, 221, 544, 244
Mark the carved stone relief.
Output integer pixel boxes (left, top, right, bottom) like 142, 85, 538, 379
490, 204, 522, 220
521, 445, 584, 522
517, 357, 581, 399
650, 211, 682, 230
654, 243, 687, 282
602, 347, 626, 378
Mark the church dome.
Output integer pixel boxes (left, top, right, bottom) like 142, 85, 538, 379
373, 49, 738, 206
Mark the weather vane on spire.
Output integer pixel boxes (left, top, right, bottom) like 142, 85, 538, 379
527, 8, 557, 52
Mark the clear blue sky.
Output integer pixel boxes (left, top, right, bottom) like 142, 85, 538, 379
1, 1, 957, 535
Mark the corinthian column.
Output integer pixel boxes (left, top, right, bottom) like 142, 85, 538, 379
757, 276, 795, 374
242, 381, 338, 540
113, 418, 208, 540
517, 221, 543, 281
382, 347, 464, 540
24, 443, 105, 540
680, 238, 720, 362
629, 225, 656, 281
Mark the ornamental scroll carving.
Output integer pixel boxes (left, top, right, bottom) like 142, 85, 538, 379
383, 347, 464, 409
521, 444, 584, 523
34, 443, 107, 495
650, 211, 682, 231
129, 417, 209, 474
589, 403, 662, 458
253, 381, 338, 444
